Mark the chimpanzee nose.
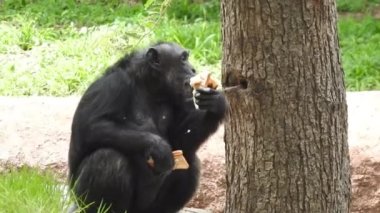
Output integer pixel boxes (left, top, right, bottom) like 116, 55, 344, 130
184, 80, 191, 87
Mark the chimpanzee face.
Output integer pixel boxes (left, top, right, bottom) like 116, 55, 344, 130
145, 42, 196, 97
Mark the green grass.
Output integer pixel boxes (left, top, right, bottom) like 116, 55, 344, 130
1, 0, 145, 27
337, 0, 380, 12
0, 0, 221, 96
0, 167, 115, 213
0, 167, 69, 213
0, 0, 379, 96
339, 16, 380, 90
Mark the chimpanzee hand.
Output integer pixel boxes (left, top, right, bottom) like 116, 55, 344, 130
194, 88, 227, 116
145, 135, 174, 174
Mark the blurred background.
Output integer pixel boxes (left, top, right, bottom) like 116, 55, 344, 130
0, 0, 378, 95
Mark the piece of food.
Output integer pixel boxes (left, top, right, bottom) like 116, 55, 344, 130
172, 150, 189, 170
147, 150, 189, 170
189, 72, 221, 108
189, 71, 220, 90
147, 156, 155, 168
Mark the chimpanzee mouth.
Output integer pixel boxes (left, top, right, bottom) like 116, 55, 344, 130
183, 81, 194, 98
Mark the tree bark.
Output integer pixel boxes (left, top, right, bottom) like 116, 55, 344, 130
221, 0, 351, 212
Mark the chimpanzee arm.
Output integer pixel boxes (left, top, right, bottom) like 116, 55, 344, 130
171, 112, 219, 153
73, 72, 160, 154
71, 71, 173, 174
86, 120, 163, 153
170, 89, 227, 154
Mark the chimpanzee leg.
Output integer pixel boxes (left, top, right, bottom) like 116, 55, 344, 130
143, 157, 201, 213
73, 149, 134, 213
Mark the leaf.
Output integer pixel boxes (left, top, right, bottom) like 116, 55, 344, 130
144, 0, 155, 9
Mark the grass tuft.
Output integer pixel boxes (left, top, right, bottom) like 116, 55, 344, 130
339, 16, 380, 90
0, 167, 69, 213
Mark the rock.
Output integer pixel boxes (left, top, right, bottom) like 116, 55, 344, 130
0, 92, 380, 213
180, 208, 211, 213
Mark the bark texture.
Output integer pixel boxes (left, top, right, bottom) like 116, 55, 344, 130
221, 0, 351, 212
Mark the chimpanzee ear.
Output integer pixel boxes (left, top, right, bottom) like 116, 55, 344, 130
146, 48, 160, 66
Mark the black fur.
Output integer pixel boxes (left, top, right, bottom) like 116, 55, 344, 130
68, 42, 227, 213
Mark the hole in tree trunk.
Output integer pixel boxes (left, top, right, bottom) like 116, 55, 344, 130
223, 71, 248, 91
240, 79, 248, 89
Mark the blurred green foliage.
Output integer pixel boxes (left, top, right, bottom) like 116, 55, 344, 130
0, 0, 379, 95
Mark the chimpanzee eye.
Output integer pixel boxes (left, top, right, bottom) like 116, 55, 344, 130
181, 51, 189, 61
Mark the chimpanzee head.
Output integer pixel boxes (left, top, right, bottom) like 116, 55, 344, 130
144, 42, 196, 98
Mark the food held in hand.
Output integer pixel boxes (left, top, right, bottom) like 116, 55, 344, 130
147, 150, 189, 170
189, 71, 220, 90
172, 150, 189, 170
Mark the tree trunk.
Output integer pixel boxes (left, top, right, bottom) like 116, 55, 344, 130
221, 0, 351, 212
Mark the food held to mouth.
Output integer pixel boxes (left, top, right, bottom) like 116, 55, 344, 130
189, 71, 220, 90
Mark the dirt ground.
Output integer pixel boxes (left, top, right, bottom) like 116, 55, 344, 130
0, 96, 77, 172
0, 91, 379, 212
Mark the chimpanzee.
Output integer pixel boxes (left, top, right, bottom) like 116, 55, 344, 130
68, 42, 227, 213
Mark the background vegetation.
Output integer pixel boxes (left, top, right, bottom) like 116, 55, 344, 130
0, 168, 70, 212
0, 0, 379, 95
